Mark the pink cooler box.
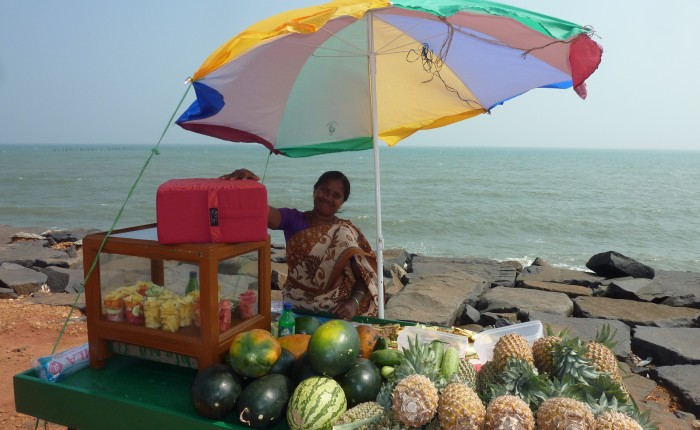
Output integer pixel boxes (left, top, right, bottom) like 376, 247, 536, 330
156, 178, 268, 244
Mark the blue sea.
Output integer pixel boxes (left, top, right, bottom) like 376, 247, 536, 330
1, 143, 699, 272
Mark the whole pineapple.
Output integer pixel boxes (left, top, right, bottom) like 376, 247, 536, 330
456, 357, 478, 389
485, 395, 534, 430
492, 333, 534, 373
585, 324, 620, 377
595, 411, 643, 430
391, 374, 439, 427
536, 397, 595, 430
437, 382, 485, 430
476, 360, 500, 394
376, 334, 445, 410
532, 327, 565, 376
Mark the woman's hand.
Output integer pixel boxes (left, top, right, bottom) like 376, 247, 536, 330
332, 298, 359, 321
219, 168, 260, 181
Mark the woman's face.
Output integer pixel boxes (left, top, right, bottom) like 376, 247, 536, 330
313, 179, 346, 217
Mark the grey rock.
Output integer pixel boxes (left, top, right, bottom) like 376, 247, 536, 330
0, 262, 47, 295
648, 271, 700, 309
410, 256, 517, 288
385, 271, 488, 326
39, 266, 84, 293
519, 280, 593, 297
459, 304, 481, 325
586, 250, 655, 279
574, 296, 700, 328
528, 311, 632, 358
0, 240, 70, 268
0, 287, 18, 299
43, 228, 99, 243
653, 365, 700, 417
477, 286, 574, 317
383, 248, 411, 272
516, 264, 605, 287
0, 224, 46, 244
607, 277, 654, 300
632, 327, 700, 366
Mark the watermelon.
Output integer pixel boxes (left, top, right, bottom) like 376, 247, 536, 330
307, 319, 360, 377
287, 376, 346, 430
337, 358, 382, 408
237, 373, 293, 429
190, 364, 242, 420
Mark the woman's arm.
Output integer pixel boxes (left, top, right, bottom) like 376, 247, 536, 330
220, 168, 280, 229
332, 258, 369, 321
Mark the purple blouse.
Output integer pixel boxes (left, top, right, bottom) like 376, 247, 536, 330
277, 208, 310, 243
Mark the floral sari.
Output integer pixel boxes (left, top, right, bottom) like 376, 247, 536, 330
282, 220, 379, 317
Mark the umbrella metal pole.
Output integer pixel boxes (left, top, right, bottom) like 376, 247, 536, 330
368, 11, 385, 319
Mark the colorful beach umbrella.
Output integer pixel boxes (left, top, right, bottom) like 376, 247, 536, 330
176, 0, 602, 317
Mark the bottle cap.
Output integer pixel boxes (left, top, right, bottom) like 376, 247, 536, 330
189, 271, 197, 277
283, 302, 292, 310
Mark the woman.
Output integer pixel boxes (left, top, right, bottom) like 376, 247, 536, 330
221, 168, 379, 320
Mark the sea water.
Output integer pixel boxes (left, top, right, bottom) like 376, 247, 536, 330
1, 143, 698, 272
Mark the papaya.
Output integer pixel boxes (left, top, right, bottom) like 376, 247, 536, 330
277, 333, 311, 359
356, 324, 381, 358
229, 329, 281, 378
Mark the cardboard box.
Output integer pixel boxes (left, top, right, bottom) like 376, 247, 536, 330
156, 178, 267, 244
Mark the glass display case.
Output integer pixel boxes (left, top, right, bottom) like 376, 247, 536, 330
82, 224, 271, 370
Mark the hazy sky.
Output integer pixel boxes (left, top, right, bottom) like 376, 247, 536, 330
1, 1, 698, 150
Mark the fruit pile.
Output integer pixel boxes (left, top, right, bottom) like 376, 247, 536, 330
190, 319, 656, 430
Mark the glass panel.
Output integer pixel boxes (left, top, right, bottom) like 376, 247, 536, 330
97, 251, 260, 335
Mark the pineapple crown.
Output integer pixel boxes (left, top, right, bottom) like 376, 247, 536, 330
592, 323, 619, 350
483, 358, 549, 410
376, 335, 446, 411
544, 324, 570, 338
586, 393, 659, 430
551, 336, 601, 383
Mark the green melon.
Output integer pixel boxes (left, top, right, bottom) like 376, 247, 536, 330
287, 376, 347, 430
295, 315, 322, 335
307, 319, 360, 377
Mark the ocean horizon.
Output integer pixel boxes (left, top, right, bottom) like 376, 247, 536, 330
1, 143, 698, 273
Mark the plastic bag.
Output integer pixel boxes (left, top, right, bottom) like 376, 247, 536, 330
33, 343, 89, 382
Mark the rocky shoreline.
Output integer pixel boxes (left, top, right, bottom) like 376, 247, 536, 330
1, 224, 699, 429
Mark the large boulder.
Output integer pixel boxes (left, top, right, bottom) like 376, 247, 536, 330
0, 241, 70, 268
586, 251, 655, 279
517, 264, 604, 287
385, 271, 488, 326
410, 256, 517, 288
477, 286, 574, 317
0, 262, 47, 295
574, 296, 700, 328
632, 327, 700, 366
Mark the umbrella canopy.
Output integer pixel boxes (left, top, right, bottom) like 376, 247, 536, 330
176, 0, 602, 316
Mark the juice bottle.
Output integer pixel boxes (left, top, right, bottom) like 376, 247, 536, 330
185, 271, 199, 295
278, 302, 295, 337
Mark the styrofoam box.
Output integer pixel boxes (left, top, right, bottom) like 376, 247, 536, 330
473, 320, 543, 363
397, 326, 473, 358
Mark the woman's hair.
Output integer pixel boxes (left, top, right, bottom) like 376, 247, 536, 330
314, 171, 350, 202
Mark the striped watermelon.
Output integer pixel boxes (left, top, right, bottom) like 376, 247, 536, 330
287, 376, 347, 430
